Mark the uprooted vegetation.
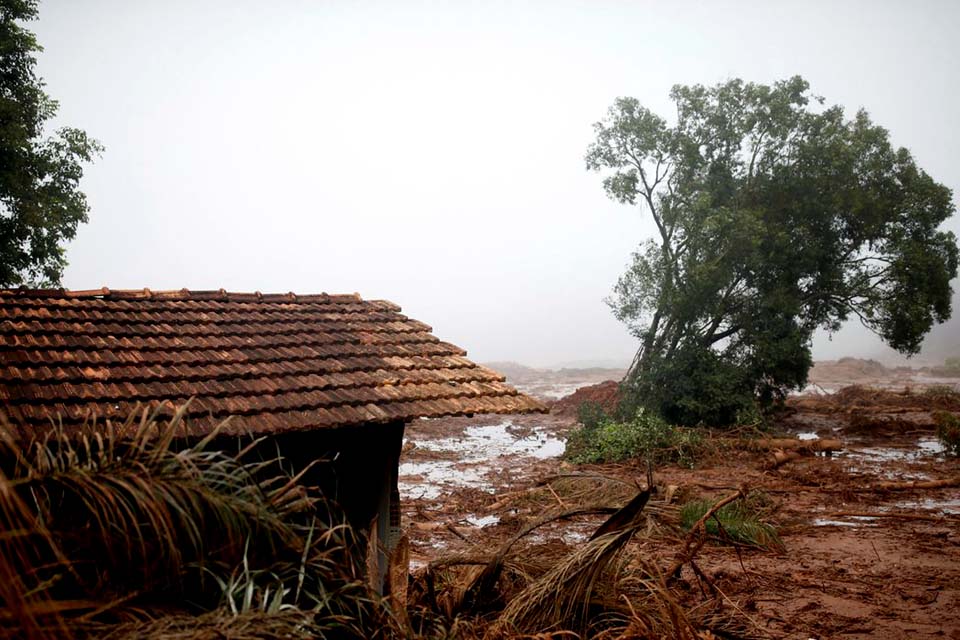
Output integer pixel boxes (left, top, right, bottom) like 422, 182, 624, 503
796, 384, 960, 413
399, 380, 960, 638
0, 404, 788, 640
564, 404, 706, 468
4, 380, 960, 639
409, 474, 775, 639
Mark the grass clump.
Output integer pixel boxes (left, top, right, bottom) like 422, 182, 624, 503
679, 493, 783, 552
934, 411, 960, 456
0, 404, 397, 639
566, 408, 704, 468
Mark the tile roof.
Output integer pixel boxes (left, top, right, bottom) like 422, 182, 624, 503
0, 288, 546, 436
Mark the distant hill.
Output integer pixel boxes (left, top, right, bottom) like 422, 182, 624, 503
546, 358, 631, 370
481, 361, 539, 379
480, 361, 626, 401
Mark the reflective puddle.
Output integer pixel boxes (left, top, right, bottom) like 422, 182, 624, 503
399, 420, 566, 500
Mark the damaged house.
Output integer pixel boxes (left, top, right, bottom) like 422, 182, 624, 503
0, 287, 545, 588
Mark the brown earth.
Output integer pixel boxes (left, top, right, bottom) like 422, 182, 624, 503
550, 379, 622, 417
399, 366, 960, 639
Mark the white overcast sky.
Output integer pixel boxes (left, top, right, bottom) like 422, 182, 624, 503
31, 0, 960, 367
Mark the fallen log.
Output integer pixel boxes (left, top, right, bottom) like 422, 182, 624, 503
726, 438, 843, 452
723, 437, 843, 468
769, 450, 803, 468
867, 477, 960, 492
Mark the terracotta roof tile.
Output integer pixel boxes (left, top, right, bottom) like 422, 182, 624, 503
0, 288, 546, 435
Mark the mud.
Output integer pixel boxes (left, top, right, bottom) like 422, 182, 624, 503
399, 364, 960, 639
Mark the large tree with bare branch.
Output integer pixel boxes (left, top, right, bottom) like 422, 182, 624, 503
587, 76, 958, 425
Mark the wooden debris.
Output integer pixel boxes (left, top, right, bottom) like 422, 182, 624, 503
387, 535, 410, 629
728, 437, 843, 452
589, 487, 651, 541
668, 486, 747, 581
867, 477, 960, 492
720, 437, 844, 468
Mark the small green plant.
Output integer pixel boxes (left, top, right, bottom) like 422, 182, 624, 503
934, 411, 960, 456
565, 408, 703, 467
680, 493, 783, 551
576, 400, 608, 431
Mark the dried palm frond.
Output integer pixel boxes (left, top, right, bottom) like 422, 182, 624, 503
83, 608, 328, 640
495, 527, 636, 635
0, 403, 306, 605
0, 466, 74, 640
0, 403, 397, 639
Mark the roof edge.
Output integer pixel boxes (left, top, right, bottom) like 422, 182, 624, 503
0, 287, 401, 309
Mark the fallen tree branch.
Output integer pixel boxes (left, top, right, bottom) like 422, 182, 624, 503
446, 523, 470, 542
728, 438, 845, 468
667, 486, 746, 581
768, 450, 804, 468
867, 477, 960, 492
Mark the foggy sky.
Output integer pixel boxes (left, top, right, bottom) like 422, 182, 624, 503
31, 0, 960, 367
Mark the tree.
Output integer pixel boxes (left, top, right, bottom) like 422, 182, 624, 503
0, 0, 101, 288
586, 77, 958, 426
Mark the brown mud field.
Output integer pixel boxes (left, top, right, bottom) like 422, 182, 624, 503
399, 364, 960, 639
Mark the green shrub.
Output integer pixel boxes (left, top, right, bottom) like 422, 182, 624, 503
576, 400, 608, 431
934, 411, 960, 456
617, 336, 808, 428
618, 348, 754, 427
565, 409, 703, 467
679, 494, 783, 551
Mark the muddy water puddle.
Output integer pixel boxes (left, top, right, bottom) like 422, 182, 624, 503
399, 420, 565, 500
789, 431, 959, 524
886, 497, 960, 515
813, 516, 879, 528
838, 437, 945, 480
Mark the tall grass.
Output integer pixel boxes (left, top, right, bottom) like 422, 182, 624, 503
0, 404, 396, 639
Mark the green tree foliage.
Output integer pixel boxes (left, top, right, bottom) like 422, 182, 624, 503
0, 0, 101, 287
586, 77, 958, 425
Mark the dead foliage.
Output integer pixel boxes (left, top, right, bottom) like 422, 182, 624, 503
794, 384, 960, 414
0, 404, 400, 640
846, 410, 930, 435
79, 609, 328, 640
0, 405, 776, 640
406, 473, 776, 639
